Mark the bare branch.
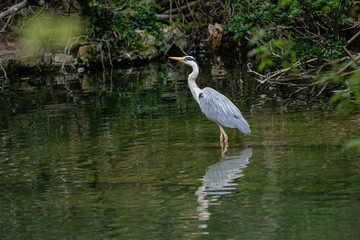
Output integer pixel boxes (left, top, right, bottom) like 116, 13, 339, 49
0, 0, 28, 19
161, 1, 197, 14
316, 81, 329, 97
348, 30, 360, 44
0, 60, 7, 79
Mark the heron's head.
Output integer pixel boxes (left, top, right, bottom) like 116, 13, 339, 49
169, 56, 200, 70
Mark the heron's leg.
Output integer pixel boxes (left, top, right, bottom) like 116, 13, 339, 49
218, 124, 223, 142
220, 140, 228, 156
218, 125, 228, 143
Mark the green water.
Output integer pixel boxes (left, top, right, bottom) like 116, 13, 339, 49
1, 60, 360, 239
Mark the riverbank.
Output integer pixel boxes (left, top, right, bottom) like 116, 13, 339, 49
1, 0, 360, 105
0, 1, 231, 76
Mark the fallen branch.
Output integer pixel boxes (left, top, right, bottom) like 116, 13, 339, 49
269, 75, 313, 82
336, 54, 360, 74
0, 14, 13, 32
156, 12, 194, 22
0, 0, 28, 19
339, 68, 360, 78
289, 83, 317, 97
347, 30, 360, 44
247, 64, 265, 78
251, 57, 318, 84
316, 81, 329, 97
161, 1, 197, 14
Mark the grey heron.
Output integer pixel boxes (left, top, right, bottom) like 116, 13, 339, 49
169, 56, 251, 144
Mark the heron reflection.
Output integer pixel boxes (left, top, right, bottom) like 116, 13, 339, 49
195, 147, 252, 222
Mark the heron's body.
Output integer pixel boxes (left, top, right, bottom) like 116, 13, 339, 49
199, 87, 251, 135
169, 56, 251, 144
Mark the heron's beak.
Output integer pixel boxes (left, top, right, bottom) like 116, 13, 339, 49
169, 57, 185, 62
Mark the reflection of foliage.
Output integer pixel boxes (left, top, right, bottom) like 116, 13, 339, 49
0, 64, 175, 183
0, 64, 170, 144
343, 138, 360, 151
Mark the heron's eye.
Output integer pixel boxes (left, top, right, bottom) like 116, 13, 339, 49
199, 93, 204, 99
185, 56, 196, 62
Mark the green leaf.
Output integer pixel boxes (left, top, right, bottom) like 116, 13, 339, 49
343, 138, 360, 152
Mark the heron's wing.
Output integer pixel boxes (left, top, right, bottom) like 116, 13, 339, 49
198, 87, 251, 135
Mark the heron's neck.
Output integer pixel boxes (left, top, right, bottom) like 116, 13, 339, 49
188, 68, 201, 104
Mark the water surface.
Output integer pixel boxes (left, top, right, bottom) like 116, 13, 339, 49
1, 59, 360, 239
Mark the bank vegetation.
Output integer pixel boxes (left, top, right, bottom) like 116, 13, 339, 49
1, 0, 360, 112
